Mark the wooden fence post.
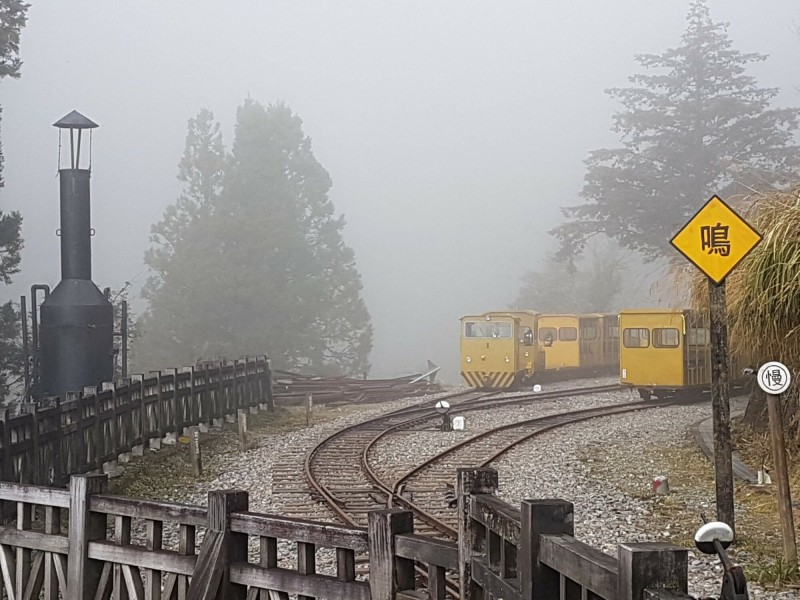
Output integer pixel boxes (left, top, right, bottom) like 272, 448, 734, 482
52, 397, 64, 485
618, 542, 688, 600
67, 474, 108, 600
189, 426, 202, 477
237, 409, 248, 452
20, 403, 38, 484
201, 364, 212, 425
519, 499, 574, 600
457, 467, 498, 600
187, 490, 248, 600
1, 408, 11, 482
368, 508, 415, 600
265, 359, 275, 412
87, 386, 102, 471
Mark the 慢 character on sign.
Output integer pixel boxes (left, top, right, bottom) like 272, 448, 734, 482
769, 368, 783, 386
700, 222, 731, 256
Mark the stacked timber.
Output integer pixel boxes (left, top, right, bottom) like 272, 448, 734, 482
271, 370, 437, 406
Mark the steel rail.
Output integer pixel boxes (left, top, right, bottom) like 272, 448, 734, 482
302, 388, 484, 526
382, 400, 674, 538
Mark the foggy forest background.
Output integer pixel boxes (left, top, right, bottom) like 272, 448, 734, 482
2, 0, 800, 397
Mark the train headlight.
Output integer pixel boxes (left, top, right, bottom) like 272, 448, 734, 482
505, 356, 510, 363
466, 356, 472, 363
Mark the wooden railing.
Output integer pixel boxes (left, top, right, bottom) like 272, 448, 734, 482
0, 356, 272, 486
448, 467, 693, 600
0, 468, 698, 600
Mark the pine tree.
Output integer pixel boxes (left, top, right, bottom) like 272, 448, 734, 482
0, 0, 28, 281
138, 109, 226, 369
553, 0, 800, 261
514, 238, 629, 313
0, 301, 23, 399
0, 0, 28, 401
137, 101, 373, 375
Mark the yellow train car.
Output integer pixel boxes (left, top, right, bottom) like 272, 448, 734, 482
460, 311, 545, 389
538, 313, 619, 373
619, 308, 747, 399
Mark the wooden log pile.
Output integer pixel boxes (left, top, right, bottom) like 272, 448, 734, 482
272, 371, 438, 406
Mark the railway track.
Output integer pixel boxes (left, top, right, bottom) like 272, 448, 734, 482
374, 400, 669, 537
297, 381, 678, 596
303, 382, 628, 529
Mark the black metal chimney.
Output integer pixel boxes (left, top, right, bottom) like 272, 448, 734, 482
39, 111, 114, 402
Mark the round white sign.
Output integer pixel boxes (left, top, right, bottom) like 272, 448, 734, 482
757, 361, 792, 395
434, 400, 451, 414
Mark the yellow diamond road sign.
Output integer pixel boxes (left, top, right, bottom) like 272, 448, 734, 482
670, 195, 762, 284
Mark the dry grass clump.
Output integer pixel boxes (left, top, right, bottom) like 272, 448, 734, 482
686, 185, 800, 369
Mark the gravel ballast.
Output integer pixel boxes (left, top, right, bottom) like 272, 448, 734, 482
111, 380, 796, 598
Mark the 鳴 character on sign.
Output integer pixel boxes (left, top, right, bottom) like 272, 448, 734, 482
700, 222, 731, 256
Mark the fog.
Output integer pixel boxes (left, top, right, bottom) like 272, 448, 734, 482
2, 1, 799, 383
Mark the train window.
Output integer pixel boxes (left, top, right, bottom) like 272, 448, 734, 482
558, 327, 578, 341
608, 326, 620, 338
464, 321, 513, 338
581, 326, 598, 340
653, 328, 680, 348
688, 328, 710, 345
539, 327, 557, 345
464, 322, 481, 337
623, 328, 650, 348
521, 327, 534, 346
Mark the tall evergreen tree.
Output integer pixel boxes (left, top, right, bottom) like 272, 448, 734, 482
514, 238, 629, 313
0, 0, 29, 401
0, 302, 22, 399
138, 109, 226, 368
0, 0, 28, 280
137, 101, 373, 375
553, 0, 800, 261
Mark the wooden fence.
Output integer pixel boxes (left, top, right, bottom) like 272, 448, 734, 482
0, 356, 272, 487
0, 467, 697, 599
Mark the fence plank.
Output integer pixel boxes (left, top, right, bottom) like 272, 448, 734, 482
618, 543, 688, 600
67, 474, 108, 600
394, 534, 458, 570
539, 534, 617, 598
230, 564, 370, 600
457, 467, 498, 600
230, 513, 367, 551
368, 508, 414, 600
519, 499, 574, 600
187, 490, 248, 600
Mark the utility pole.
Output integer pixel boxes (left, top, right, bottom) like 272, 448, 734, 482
670, 194, 762, 537
708, 279, 734, 532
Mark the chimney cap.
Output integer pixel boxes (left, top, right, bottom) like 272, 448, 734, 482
53, 110, 98, 130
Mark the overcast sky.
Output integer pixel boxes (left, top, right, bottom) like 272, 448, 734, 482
2, 1, 799, 382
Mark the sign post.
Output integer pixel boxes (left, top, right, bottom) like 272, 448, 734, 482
757, 361, 797, 566
671, 195, 762, 536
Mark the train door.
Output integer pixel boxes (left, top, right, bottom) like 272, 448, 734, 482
619, 310, 685, 388
539, 315, 580, 369
685, 311, 711, 387
511, 311, 545, 381
579, 316, 602, 368
602, 314, 620, 368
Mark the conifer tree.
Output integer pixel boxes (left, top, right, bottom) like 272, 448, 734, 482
138, 101, 373, 375
0, 0, 28, 401
553, 0, 800, 261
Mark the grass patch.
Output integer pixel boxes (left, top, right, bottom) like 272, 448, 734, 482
582, 436, 800, 589
109, 404, 363, 500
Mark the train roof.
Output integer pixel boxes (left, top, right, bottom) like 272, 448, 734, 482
460, 310, 540, 319
618, 308, 688, 314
